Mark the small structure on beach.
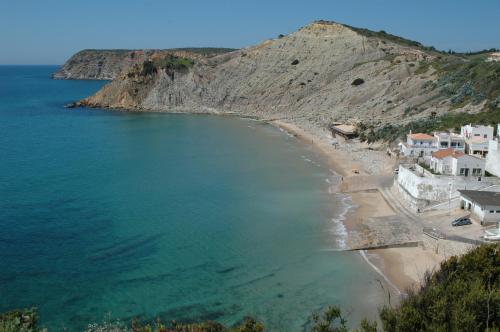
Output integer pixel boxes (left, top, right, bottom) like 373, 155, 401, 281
459, 190, 500, 225
329, 123, 357, 139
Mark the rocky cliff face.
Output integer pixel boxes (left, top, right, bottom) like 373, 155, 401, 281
78, 21, 490, 135
53, 49, 233, 80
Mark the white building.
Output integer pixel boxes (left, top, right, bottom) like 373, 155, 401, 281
466, 137, 491, 158
486, 139, 500, 177
430, 148, 485, 176
461, 124, 494, 140
399, 132, 437, 158
461, 124, 494, 158
486, 52, 500, 62
459, 190, 500, 225
434, 132, 465, 151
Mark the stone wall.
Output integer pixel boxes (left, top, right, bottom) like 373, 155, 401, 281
422, 234, 477, 257
396, 165, 499, 210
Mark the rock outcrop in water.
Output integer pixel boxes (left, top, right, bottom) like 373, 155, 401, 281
73, 21, 495, 135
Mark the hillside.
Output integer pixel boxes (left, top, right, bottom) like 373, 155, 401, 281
73, 21, 499, 139
52, 48, 236, 80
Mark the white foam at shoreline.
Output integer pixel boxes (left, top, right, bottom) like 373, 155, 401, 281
329, 193, 354, 249
301, 155, 322, 167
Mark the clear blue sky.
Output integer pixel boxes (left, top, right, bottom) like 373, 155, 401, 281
1, 0, 499, 64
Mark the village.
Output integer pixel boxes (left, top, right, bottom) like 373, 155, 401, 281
396, 123, 500, 225
329, 122, 500, 258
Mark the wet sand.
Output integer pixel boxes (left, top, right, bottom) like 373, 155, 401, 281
271, 119, 445, 294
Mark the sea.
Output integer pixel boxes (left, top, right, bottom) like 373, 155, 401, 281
0, 66, 385, 331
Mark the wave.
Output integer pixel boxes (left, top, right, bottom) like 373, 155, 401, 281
329, 193, 355, 249
301, 155, 322, 167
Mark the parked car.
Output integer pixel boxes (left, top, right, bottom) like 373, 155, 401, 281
452, 217, 472, 227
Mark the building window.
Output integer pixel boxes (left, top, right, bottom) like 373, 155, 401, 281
472, 168, 482, 175
460, 168, 466, 175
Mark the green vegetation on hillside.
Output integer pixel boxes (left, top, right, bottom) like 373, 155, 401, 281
359, 54, 500, 142
130, 55, 196, 78
417, 56, 500, 110
342, 24, 441, 54
154, 55, 195, 72
2, 244, 498, 331
360, 107, 500, 142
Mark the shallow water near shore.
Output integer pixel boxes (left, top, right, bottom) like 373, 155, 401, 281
0, 66, 386, 331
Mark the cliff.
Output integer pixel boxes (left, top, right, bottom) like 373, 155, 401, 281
53, 48, 235, 80
76, 21, 500, 137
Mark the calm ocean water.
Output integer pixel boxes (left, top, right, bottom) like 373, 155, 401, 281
0, 66, 385, 331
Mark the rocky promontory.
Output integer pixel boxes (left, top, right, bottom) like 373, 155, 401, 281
52, 48, 235, 80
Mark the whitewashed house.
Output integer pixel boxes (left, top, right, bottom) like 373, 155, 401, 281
459, 190, 500, 225
486, 139, 500, 177
434, 132, 465, 151
461, 124, 494, 140
399, 132, 437, 158
486, 52, 500, 62
430, 148, 485, 176
461, 124, 495, 157
430, 148, 461, 174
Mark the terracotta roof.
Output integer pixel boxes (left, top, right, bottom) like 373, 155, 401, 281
431, 148, 465, 159
408, 133, 434, 140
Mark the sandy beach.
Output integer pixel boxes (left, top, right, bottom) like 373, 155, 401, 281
271, 119, 446, 295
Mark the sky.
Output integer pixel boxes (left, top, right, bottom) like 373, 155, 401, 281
0, 0, 499, 65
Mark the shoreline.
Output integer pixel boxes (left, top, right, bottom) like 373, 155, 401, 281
271, 119, 445, 296
78, 105, 444, 299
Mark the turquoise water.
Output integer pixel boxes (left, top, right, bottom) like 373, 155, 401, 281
0, 66, 385, 331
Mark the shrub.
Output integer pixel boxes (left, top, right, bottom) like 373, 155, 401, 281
141, 60, 157, 76
351, 78, 365, 86
0, 308, 38, 332
380, 243, 499, 332
154, 55, 194, 72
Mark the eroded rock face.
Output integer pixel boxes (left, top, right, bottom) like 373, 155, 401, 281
78, 22, 480, 133
52, 49, 227, 80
